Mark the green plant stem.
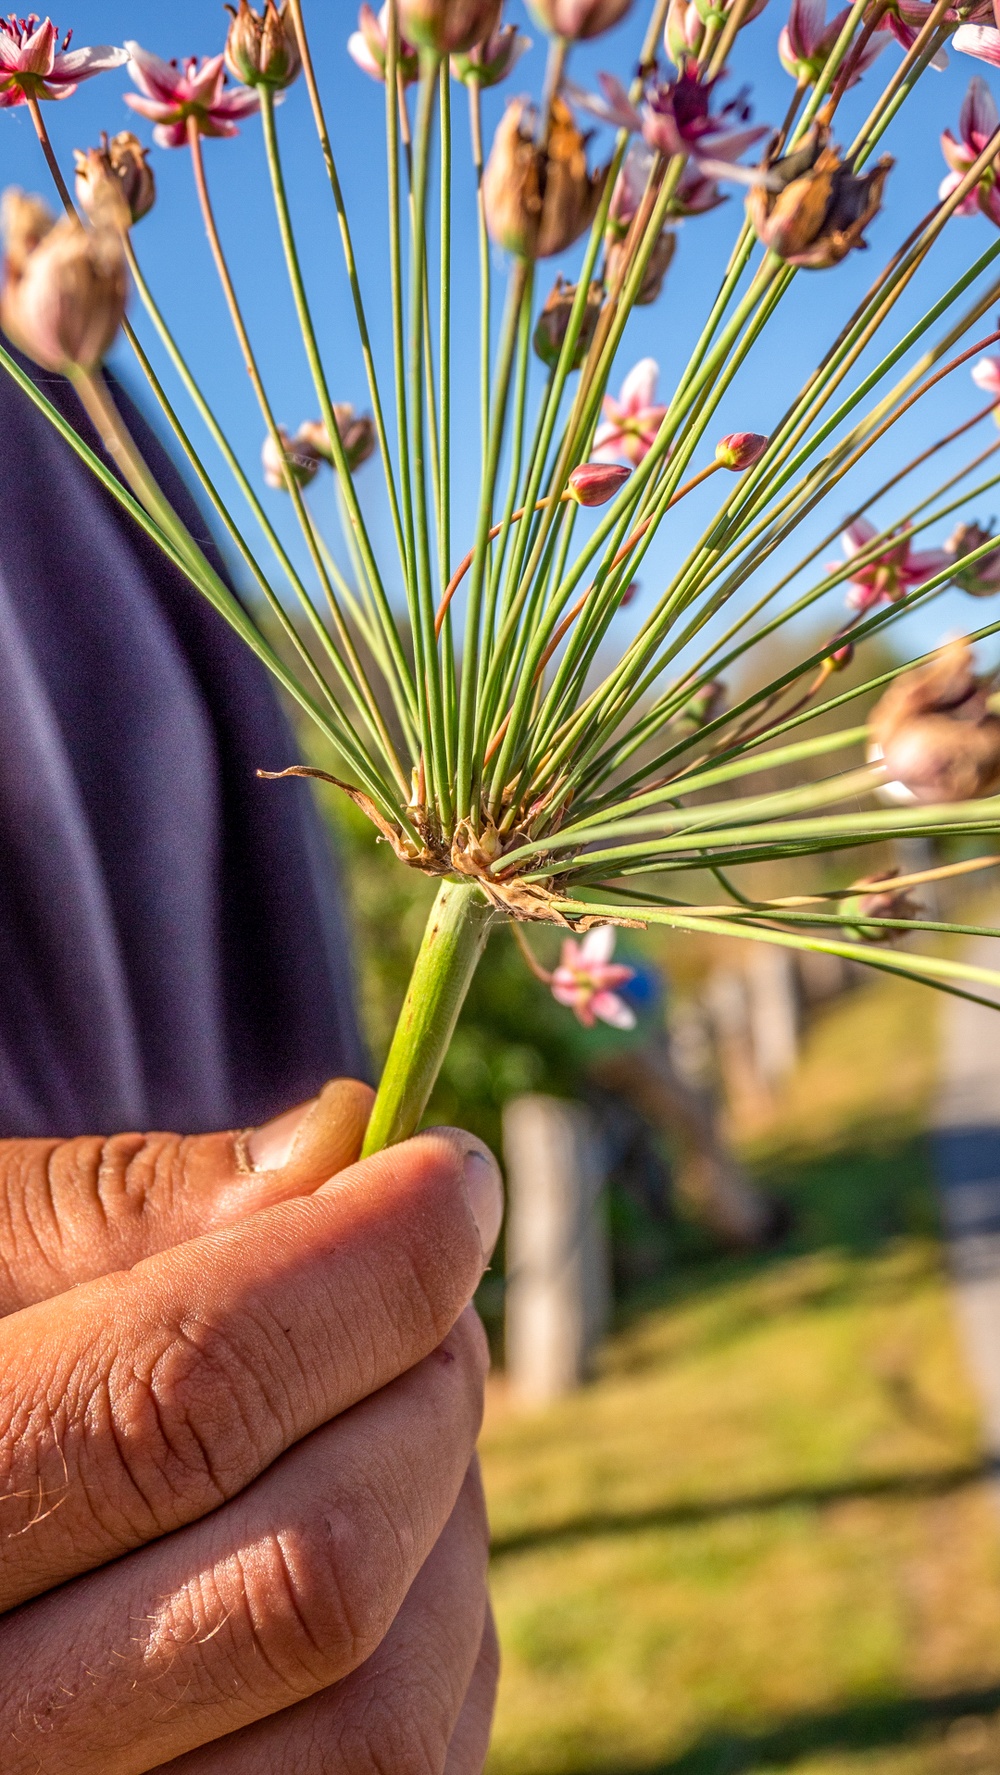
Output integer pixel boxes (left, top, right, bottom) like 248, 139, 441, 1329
362, 878, 497, 1155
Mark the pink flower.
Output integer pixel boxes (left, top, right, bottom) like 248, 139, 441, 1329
779, 0, 887, 84
954, 20, 1000, 67
875, 0, 978, 62
972, 353, 1000, 399
348, 3, 420, 83
593, 359, 668, 466
551, 927, 637, 1029
939, 77, 1000, 224
123, 41, 260, 148
569, 63, 768, 188
835, 517, 949, 613
0, 16, 127, 108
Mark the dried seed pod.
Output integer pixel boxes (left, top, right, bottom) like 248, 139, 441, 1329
483, 96, 606, 260
74, 132, 155, 229
400, 0, 503, 54
747, 123, 892, 268
533, 275, 604, 368
225, 0, 301, 87
2, 215, 127, 373
870, 640, 1000, 802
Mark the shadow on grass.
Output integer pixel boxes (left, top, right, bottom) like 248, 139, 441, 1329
490, 1459, 994, 1560
567, 1683, 1000, 1773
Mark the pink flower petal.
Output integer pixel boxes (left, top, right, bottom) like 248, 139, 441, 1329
14, 18, 56, 76
972, 355, 1000, 394
786, 0, 827, 58
579, 926, 617, 966
954, 23, 1000, 65
212, 86, 262, 119
961, 74, 999, 147
348, 31, 382, 76
619, 357, 660, 416
49, 44, 129, 83
842, 518, 878, 556
591, 991, 637, 1030
124, 41, 185, 103
153, 119, 190, 148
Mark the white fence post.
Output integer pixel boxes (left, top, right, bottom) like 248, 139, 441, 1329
503, 1094, 610, 1405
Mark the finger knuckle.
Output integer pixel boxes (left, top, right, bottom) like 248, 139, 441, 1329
234, 1520, 390, 1691
104, 1313, 292, 1530
345, 1693, 451, 1775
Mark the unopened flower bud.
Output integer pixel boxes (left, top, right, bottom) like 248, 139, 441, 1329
348, 3, 420, 83
665, 0, 705, 65
1, 215, 127, 374
452, 23, 530, 85
528, 0, 634, 40
825, 632, 855, 670
620, 579, 640, 606
74, 133, 155, 230
533, 275, 604, 368
568, 461, 631, 506
225, 0, 301, 88
484, 96, 606, 260
299, 405, 376, 473
747, 124, 892, 269
870, 639, 1000, 802
841, 871, 923, 945
1, 187, 54, 281
262, 425, 322, 490
945, 520, 1000, 597
676, 680, 726, 730
400, 0, 502, 54
605, 225, 675, 305
715, 430, 768, 471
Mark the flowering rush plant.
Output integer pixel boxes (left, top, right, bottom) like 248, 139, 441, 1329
9, 0, 1000, 1149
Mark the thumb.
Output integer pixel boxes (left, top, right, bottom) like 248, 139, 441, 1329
0, 1076, 374, 1315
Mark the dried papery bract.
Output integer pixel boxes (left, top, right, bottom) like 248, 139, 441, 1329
74, 132, 155, 229
1, 214, 126, 373
747, 124, 892, 267
224, 0, 301, 88
533, 275, 605, 366
1, 187, 54, 279
400, 0, 503, 54
870, 642, 1000, 802
483, 95, 606, 259
528, 0, 634, 41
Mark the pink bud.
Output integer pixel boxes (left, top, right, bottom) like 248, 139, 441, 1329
715, 431, 768, 471
620, 579, 639, 606
568, 461, 631, 506
827, 633, 854, 670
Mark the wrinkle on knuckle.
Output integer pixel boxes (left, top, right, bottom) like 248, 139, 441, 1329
344, 1686, 450, 1775
232, 1523, 373, 1691
104, 1314, 287, 1528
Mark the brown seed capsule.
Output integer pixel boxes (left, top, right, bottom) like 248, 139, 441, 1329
533, 275, 604, 368
400, 0, 503, 54
869, 639, 1000, 803
944, 520, 1000, 597
224, 0, 301, 88
74, 132, 155, 230
483, 96, 607, 260
747, 123, 892, 269
841, 870, 923, 945
605, 224, 675, 305
1, 187, 54, 281
297, 407, 376, 474
1, 215, 127, 374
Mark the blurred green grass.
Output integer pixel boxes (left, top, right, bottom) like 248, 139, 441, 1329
481, 970, 1000, 1775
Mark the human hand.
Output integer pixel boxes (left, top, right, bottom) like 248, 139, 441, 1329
0, 1080, 502, 1772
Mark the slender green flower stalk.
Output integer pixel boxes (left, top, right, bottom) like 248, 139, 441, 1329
11, 0, 1000, 1146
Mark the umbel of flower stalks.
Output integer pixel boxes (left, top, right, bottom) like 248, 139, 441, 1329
484, 96, 606, 259
400, 0, 503, 54
74, 132, 155, 230
747, 123, 892, 268
0, 210, 127, 375
224, 0, 302, 88
870, 640, 1000, 802
533, 275, 604, 367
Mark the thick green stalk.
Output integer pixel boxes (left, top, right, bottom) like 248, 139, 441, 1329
362, 879, 497, 1155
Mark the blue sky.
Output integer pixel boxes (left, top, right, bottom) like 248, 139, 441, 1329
8, 0, 1000, 675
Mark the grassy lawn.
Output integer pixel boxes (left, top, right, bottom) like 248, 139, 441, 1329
481, 972, 1000, 1775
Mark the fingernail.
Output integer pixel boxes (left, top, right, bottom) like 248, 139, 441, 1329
244, 1096, 318, 1171
463, 1145, 504, 1262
